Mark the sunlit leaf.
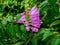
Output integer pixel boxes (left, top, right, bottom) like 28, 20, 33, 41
50, 20, 60, 27
7, 15, 13, 22
42, 30, 52, 40
1, 17, 7, 25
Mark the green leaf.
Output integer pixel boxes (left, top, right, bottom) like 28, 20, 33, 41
16, 13, 21, 21
14, 24, 22, 39
1, 17, 7, 25
37, 28, 46, 37
51, 35, 60, 45
15, 25, 27, 40
14, 25, 20, 34
0, 12, 3, 17
55, 15, 60, 19
12, 42, 24, 45
6, 24, 16, 37
38, 0, 48, 10
50, 20, 60, 27
39, 1, 47, 7
0, 42, 4, 45
20, 1, 25, 8
42, 30, 52, 40
7, 16, 13, 22
20, 25, 26, 33
37, 28, 51, 37
31, 38, 37, 45
48, 0, 56, 4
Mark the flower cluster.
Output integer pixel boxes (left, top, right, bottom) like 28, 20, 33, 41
16, 6, 41, 32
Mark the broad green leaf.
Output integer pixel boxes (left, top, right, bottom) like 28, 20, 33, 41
16, 13, 21, 21
20, 1, 24, 8
6, 24, 16, 37
20, 25, 26, 33
31, 38, 37, 45
7, 15, 13, 22
37, 28, 46, 37
14, 24, 23, 39
39, 1, 47, 7
50, 20, 60, 27
42, 30, 52, 40
1, 17, 7, 25
37, 28, 51, 37
14, 25, 20, 35
38, 0, 48, 10
51, 36, 60, 45
15, 25, 27, 40
0, 42, 4, 45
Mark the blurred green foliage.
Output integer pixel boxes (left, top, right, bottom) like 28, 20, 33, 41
0, 0, 60, 45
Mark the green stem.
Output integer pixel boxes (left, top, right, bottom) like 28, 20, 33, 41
24, 0, 30, 22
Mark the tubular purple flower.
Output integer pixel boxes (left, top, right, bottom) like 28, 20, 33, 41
29, 6, 41, 32
16, 5, 41, 32
31, 27, 38, 32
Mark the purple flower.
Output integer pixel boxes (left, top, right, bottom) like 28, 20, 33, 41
16, 6, 41, 32
17, 12, 26, 23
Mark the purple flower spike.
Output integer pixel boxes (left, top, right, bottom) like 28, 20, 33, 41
29, 6, 41, 32
16, 5, 41, 32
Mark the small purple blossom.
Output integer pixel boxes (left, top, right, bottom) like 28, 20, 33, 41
16, 6, 41, 32
17, 12, 26, 23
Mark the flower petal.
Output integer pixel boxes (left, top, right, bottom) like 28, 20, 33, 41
26, 26, 30, 31
31, 27, 38, 32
